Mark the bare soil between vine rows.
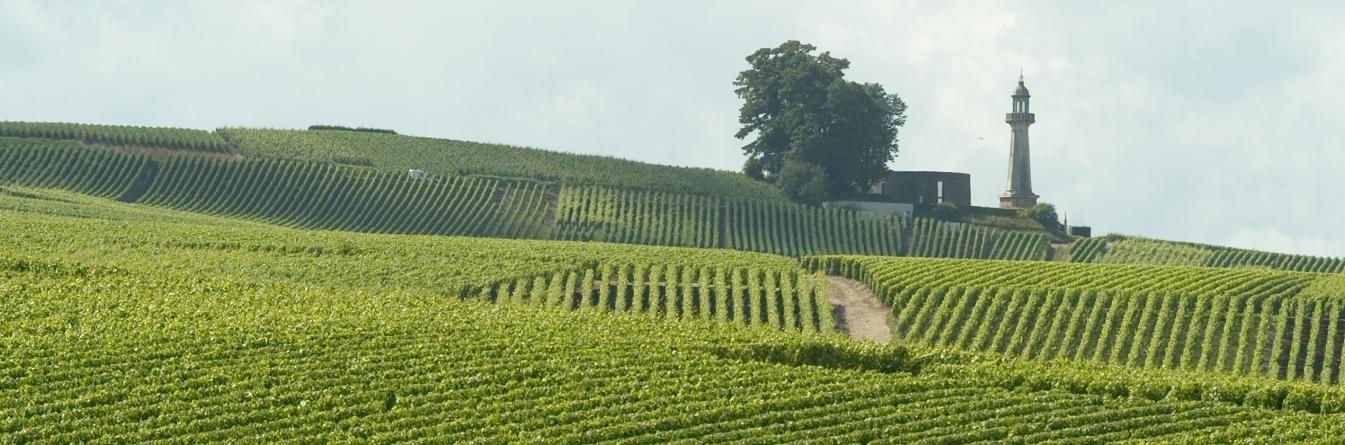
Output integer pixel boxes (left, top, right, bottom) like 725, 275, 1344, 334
827, 276, 891, 344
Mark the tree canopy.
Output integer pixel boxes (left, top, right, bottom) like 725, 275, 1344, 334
734, 41, 906, 203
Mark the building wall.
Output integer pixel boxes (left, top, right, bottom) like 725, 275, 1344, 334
877, 171, 971, 207
822, 201, 914, 217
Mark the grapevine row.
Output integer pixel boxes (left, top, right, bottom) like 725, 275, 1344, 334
724, 198, 905, 257
1072, 236, 1345, 273
136, 156, 550, 238
483, 263, 833, 333
0, 121, 233, 153
216, 127, 786, 201
554, 185, 721, 248
906, 218, 1050, 261
808, 256, 1345, 383
0, 142, 149, 199
4, 257, 1344, 442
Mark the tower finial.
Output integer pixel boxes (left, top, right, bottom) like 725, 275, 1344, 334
1019, 67, 1024, 83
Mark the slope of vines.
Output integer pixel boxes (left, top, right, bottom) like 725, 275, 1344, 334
217, 127, 785, 201
0, 142, 151, 199
5, 193, 1345, 442
0, 186, 820, 330
809, 256, 1345, 384
1071, 236, 1345, 273
724, 198, 906, 258
554, 185, 721, 248
907, 218, 1050, 261
137, 155, 553, 239
0, 121, 233, 153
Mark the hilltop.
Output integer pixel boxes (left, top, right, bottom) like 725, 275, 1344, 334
1, 120, 1338, 271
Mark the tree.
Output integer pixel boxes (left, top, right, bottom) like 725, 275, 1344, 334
776, 158, 830, 205
1021, 203, 1062, 231
734, 40, 906, 202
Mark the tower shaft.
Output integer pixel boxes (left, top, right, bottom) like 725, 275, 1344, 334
1000, 76, 1039, 209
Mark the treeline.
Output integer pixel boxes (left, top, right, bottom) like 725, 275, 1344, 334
307, 125, 398, 134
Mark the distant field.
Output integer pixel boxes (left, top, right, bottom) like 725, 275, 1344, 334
217, 127, 786, 201
6, 121, 1338, 272
0, 137, 1060, 261
1070, 236, 1345, 273
5, 187, 1345, 442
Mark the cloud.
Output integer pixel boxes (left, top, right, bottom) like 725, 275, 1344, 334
1, 0, 1342, 257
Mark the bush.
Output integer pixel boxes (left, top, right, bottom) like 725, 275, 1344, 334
1020, 203, 1061, 231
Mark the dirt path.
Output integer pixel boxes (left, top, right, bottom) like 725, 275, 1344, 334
827, 276, 892, 344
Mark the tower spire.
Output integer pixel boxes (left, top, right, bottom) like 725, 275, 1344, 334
1000, 74, 1039, 209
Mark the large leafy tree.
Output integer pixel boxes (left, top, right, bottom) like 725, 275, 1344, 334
734, 41, 906, 202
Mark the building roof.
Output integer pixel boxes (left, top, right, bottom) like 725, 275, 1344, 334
1014, 77, 1030, 97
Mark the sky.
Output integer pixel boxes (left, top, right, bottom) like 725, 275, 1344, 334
2, 0, 1343, 256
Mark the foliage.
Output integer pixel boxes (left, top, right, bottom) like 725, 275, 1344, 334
308, 124, 398, 134
1019, 202, 1061, 231
734, 41, 907, 198
775, 158, 830, 205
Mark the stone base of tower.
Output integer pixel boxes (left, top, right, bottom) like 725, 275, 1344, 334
999, 193, 1039, 209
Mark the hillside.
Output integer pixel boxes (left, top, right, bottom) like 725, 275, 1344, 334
5, 187, 1345, 442
5, 120, 1336, 272
0, 125, 1045, 261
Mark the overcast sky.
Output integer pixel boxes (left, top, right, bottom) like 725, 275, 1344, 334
2, 0, 1343, 256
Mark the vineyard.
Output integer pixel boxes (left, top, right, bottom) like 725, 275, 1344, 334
1070, 235, 1345, 273
0, 139, 1063, 262
809, 255, 1345, 386
0, 121, 234, 154
215, 127, 786, 201
139, 155, 554, 239
905, 217, 1050, 261
3, 121, 1341, 273
5, 190, 1345, 442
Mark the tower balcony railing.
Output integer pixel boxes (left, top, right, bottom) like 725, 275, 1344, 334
1005, 112, 1036, 123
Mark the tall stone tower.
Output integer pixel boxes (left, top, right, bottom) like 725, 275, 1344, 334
1000, 75, 1039, 209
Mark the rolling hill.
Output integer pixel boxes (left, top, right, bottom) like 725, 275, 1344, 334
3, 120, 1345, 442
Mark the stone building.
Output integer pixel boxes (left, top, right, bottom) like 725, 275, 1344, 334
1000, 75, 1040, 209
871, 171, 971, 207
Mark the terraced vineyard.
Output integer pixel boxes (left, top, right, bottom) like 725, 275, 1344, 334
6, 188, 1345, 442
810, 255, 1345, 385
